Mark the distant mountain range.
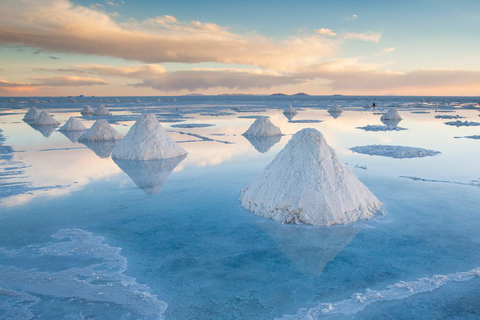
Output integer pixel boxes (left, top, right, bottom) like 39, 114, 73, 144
271, 92, 310, 96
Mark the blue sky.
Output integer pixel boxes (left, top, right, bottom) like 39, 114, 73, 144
0, 0, 479, 96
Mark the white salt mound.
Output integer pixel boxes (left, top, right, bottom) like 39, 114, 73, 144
24, 107, 41, 121
93, 105, 112, 116
81, 105, 95, 115
284, 104, 297, 115
351, 145, 440, 159
60, 117, 87, 132
112, 114, 187, 160
69, 98, 78, 103
381, 108, 402, 121
78, 119, 123, 141
243, 117, 282, 137
328, 104, 343, 114
240, 128, 382, 226
32, 111, 60, 126
47, 98, 54, 103
114, 98, 121, 103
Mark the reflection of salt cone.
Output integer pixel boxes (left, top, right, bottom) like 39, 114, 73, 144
26, 121, 58, 137
81, 140, 120, 158
283, 112, 296, 121
244, 135, 281, 153
61, 130, 86, 143
328, 110, 341, 119
381, 118, 402, 127
113, 155, 186, 195
256, 220, 359, 278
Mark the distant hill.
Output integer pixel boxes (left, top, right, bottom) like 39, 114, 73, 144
271, 93, 287, 96
292, 92, 309, 96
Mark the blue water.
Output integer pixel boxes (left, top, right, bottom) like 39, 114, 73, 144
1, 96, 480, 319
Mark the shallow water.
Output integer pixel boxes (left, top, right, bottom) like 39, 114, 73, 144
1, 96, 480, 319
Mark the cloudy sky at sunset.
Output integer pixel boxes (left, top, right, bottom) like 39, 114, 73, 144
1, 0, 480, 96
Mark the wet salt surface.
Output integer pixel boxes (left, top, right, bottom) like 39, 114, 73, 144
1, 96, 480, 319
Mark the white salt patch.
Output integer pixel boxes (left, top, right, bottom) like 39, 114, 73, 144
277, 267, 480, 319
243, 117, 282, 137
171, 123, 215, 128
23, 107, 41, 121
381, 108, 402, 121
81, 105, 94, 115
59, 117, 87, 132
464, 135, 480, 140
357, 125, 406, 132
351, 145, 440, 159
240, 128, 382, 226
31, 111, 60, 126
92, 104, 112, 116
0, 229, 168, 319
112, 114, 187, 160
78, 119, 123, 141
435, 115, 464, 119
445, 120, 480, 127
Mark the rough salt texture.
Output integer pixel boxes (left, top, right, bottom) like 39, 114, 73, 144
81, 105, 94, 115
78, 119, 123, 141
350, 145, 440, 159
381, 108, 402, 121
92, 105, 112, 116
243, 117, 282, 137
59, 117, 87, 131
23, 107, 41, 121
240, 128, 382, 226
284, 104, 297, 115
112, 114, 187, 160
445, 120, 480, 127
31, 111, 60, 126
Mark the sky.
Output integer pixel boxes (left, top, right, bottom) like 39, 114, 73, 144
0, 0, 480, 96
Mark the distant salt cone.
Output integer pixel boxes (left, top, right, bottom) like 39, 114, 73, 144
113, 155, 186, 194
381, 108, 402, 121
135, 98, 141, 103
47, 98, 54, 103
24, 107, 41, 121
112, 114, 187, 160
93, 105, 112, 116
81, 105, 94, 115
69, 98, 78, 103
240, 128, 382, 226
284, 104, 297, 115
60, 117, 87, 132
32, 111, 60, 126
328, 104, 343, 118
8, 98, 14, 103
115, 98, 121, 103
78, 119, 123, 141
243, 117, 282, 137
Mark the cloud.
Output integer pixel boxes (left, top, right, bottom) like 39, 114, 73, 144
343, 32, 382, 43
352, 14, 358, 19
315, 28, 337, 37
383, 47, 396, 53
0, 79, 37, 92
31, 76, 107, 86
0, 0, 337, 71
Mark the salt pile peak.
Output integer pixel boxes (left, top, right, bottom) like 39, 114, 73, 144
243, 117, 282, 137
381, 108, 402, 121
284, 104, 297, 115
240, 128, 382, 226
328, 104, 343, 113
32, 111, 60, 126
112, 114, 187, 160
60, 117, 87, 132
81, 105, 94, 115
24, 107, 41, 121
78, 119, 123, 141
93, 105, 112, 116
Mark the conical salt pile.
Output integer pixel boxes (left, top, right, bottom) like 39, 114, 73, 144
31, 111, 60, 126
112, 114, 187, 160
69, 98, 78, 103
243, 117, 282, 137
47, 98, 54, 103
328, 104, 343, 114
78, 119, 123, 141
135, 98, 141, 103
59, 117, 87, 132
24, 107, 41, 121
114, 98, 121, 103
240, 128, 382, 226
8, 98, 14, 103
157, 98, 161, 102
92, 105, 112, 116
381, 108, 402, 121
81, 105, 94, 115
284, 104, 296, 115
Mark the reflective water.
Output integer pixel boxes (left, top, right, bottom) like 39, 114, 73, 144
1, 96, 480, 319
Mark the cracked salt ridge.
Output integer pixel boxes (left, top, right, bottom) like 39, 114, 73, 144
400, 176, 480, 188
171, 131, 234, 144
444, 120, 480, 127
288, 120, 323, 123
0, 229, 167, 320
350, 145, 440, 159
170, 123, 215, 128
277, 267, 480, 320
356, 125, 407, 132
